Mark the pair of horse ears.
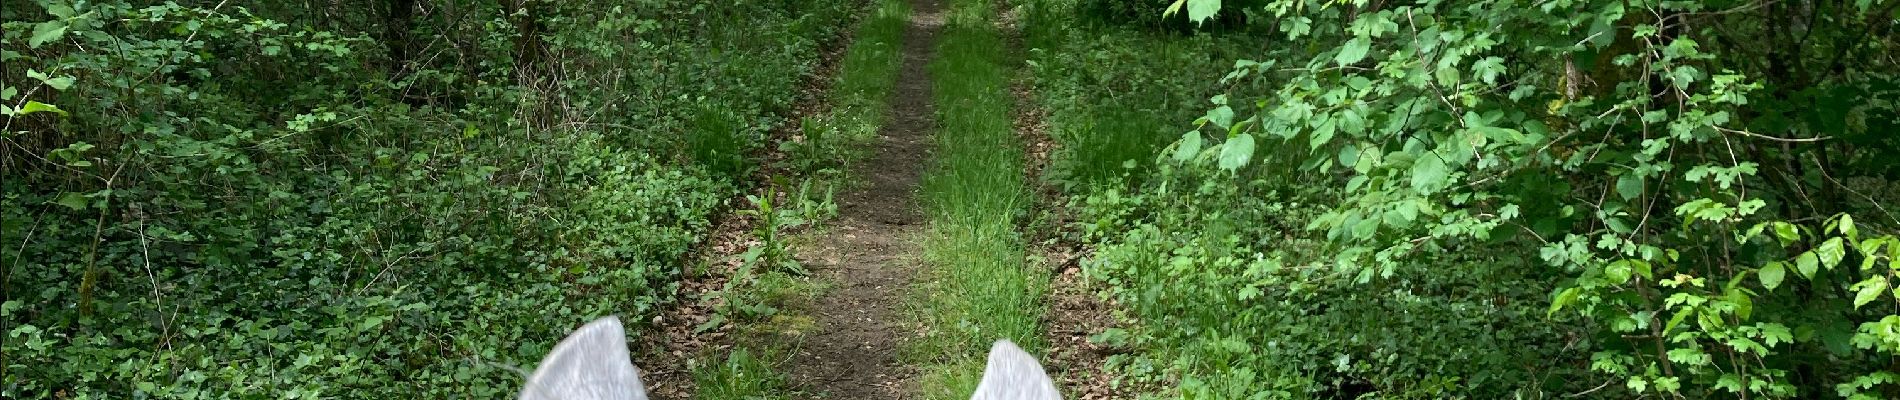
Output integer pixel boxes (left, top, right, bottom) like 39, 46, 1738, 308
517, 317, 1062, 400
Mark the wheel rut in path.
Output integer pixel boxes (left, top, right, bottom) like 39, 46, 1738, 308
787, 0, 943, 398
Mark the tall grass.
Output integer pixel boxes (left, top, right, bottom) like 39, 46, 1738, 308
910, 0, 1049, 397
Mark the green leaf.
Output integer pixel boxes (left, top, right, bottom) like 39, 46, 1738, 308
17, 101, 67, 116
1839, 214, 1856, 237
1173, 131, 1203, 163
30, 21, 68, 49
1186, 0, 1222, 24
43, 76, 74, 91
1410, 154, 1448, 193
1218, 134, 1255, 171
1817, 237, 1846, 269
55, 192, 88, 211
1336, 37, 1371, 66
1759, 262, 1786, 290
1853, 276, 1888, 309
1337, 144, 1359, 168
1772, 222, 1799, 244
1203, 105, 1234, 129
1164, 0, 1186, 18
1795, 252, 1819, 278
1606, 260, 1632, 284
1548, 287, 1579, 318
1616, 173, 1643, 200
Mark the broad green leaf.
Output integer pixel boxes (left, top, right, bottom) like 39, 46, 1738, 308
1173, 131, 1203, 163
30, 21, 67, 49
1548, 287, 1579, 318
1186, 0, 1222, 24
1337, 144, 1359, 167
1759, 262, 1786, 290
1606, 260, 1632, 284
43, 76, 74, 91
1796, 252, 1819, 278
1853, 276, 1888, 309
55, 192, 88, 211
1817, 237, 1845, 269
1772, 222, 1798, 244
1309, 118, 1336, 151
18, 101, 67, 116
1616, 173, 1643, 200
1218, 134, 1255, 171
1203, 105, 1234, 129
1336, 37, 1370, 66
1410, 154, 1448, 193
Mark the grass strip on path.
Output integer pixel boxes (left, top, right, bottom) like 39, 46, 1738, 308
909, 0, 1049, 398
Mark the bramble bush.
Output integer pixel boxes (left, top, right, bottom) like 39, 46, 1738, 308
1031, 0, 1900, 398
1, 0, 853, 397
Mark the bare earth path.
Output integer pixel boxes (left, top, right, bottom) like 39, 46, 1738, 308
786, 0, 944, 397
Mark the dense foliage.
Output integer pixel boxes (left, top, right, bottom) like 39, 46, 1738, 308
1031, 0, 1900, 398
2, 0, 853, 397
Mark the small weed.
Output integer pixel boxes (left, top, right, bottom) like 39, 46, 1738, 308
692, 346, 794, 400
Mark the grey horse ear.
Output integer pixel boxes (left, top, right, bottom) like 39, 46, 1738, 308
971, 340, 1062, 400
519, 316, 648, 400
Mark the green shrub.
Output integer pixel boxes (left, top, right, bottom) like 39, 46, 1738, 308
0, 0, 854, 397
1032, 0, 1900, 398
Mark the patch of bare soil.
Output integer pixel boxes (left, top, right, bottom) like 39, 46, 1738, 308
781, 0, 945, 397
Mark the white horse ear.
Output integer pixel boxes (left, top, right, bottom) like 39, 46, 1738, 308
519, 316, 648, 400
971, 340, 1063, 400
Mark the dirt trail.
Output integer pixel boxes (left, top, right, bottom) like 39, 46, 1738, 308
785, 0, 944, 397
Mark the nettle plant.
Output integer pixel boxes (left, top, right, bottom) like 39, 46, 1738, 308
1166, 0, 1899, 397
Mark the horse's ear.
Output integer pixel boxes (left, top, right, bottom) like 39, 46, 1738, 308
519, 316, 648, 400
971, 340, 1062, 400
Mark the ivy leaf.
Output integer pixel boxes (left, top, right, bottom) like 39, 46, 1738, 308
30, 21, 68, 49
1410, 154, 1448, 193
1218, 134, 1255, 171
1173, 131, 1203, 163
1336, 37, 1370, 66
1758, 262, 1786, 290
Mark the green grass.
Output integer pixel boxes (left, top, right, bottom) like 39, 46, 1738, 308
908, 0, 1050, 397
692, 346, 795, 400
783, 0, 912, 178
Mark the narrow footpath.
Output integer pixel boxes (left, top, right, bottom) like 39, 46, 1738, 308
784, 0, 944, 397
